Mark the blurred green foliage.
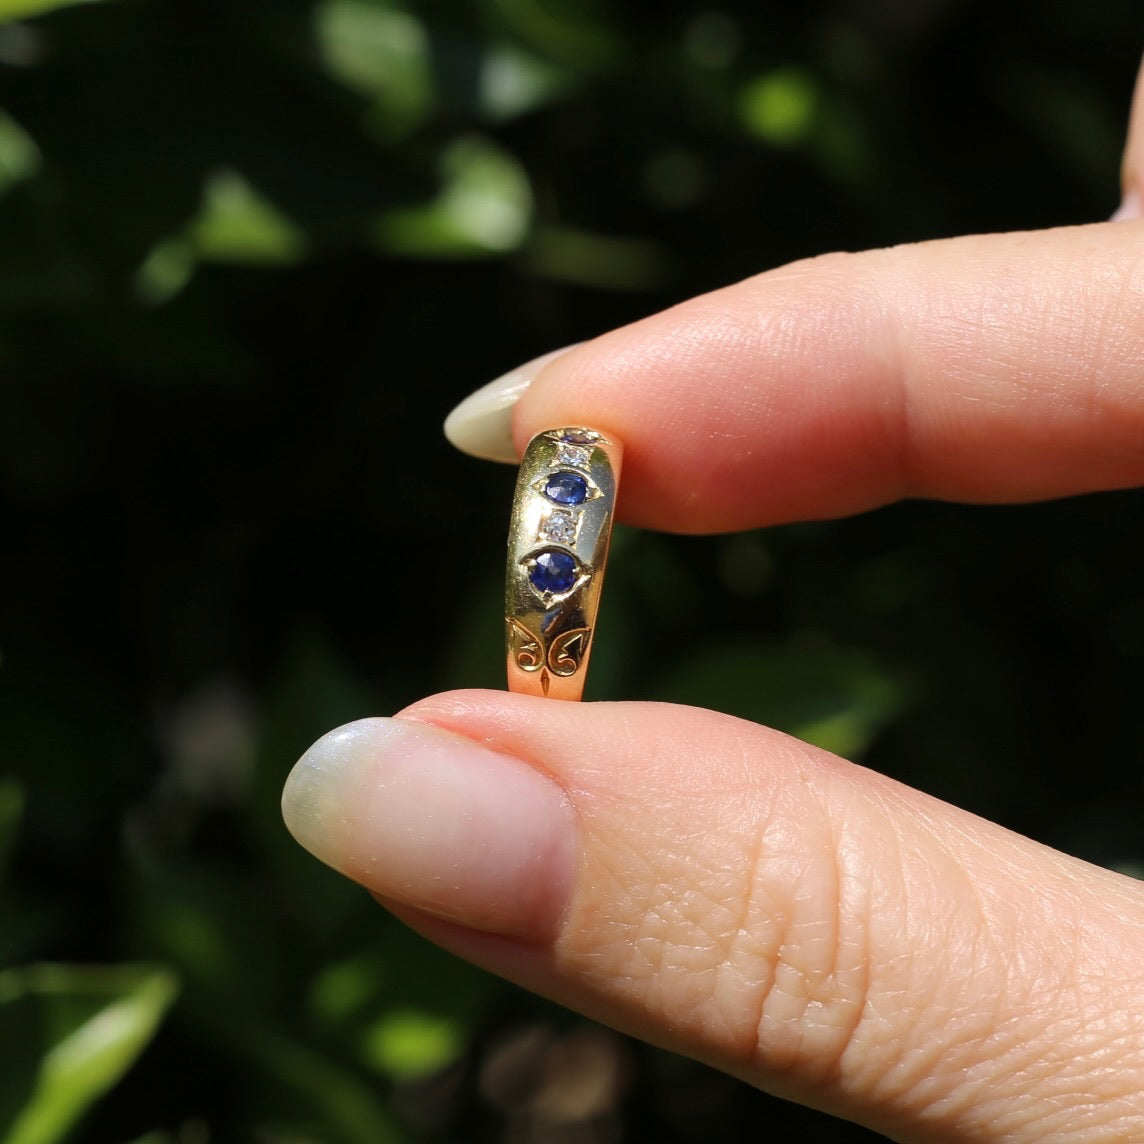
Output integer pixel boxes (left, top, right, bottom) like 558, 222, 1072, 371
0, 963, 177, 1144
0, 0, 1141, 1140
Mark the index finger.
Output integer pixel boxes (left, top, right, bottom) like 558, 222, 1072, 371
514, 223, 1144, 533
1116, 53, 1144, 217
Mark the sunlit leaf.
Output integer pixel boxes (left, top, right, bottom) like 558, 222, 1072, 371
479, 44, 574, 120
0, 964, 178, 1144
191, 170, 308, 265
133, 237, 195, 306
739, 66, 819, 145
315, 0, 432, 139
134, 170, 306, 302
361, 1008, 465, 1080
374, 135, 532, 256
0, 0, 107, 24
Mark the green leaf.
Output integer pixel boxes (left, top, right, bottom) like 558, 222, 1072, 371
374, 135, 532, 256
739, 67, 819, 145
360, 1008, 464, 1080
0, 964, 178, 1144
0, 110, 39, 196
315, 0, 432, 139
191, 170, 308, 265
132, 237, 195, 306
134, 170, 307, 302
307, 955, 386, 1025
0, 0, 107, 23
479, 45, 575, 120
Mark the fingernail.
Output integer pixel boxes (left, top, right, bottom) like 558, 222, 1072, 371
282, 718, 575, 940
444, 345, 578, 462
1111, 188, 1141, 221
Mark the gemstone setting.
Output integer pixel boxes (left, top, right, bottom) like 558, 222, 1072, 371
560, 429, 600, 445
555, 442, 593, 469
528, 550, 578, 595
539, 509, 578, 544
544, 471, 589, 505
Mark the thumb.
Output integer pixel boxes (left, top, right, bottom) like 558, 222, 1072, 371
282, 691, 1144, 1141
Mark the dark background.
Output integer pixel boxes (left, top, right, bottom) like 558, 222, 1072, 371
2, 0, 1142, 1140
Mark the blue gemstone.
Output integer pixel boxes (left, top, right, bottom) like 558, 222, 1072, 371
544, 471, 588, 505
529, 550, 578, 594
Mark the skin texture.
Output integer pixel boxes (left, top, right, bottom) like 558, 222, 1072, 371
514, 226, 1144, 531
385, 696, 1144, 1143
282, 55, 1144, 1143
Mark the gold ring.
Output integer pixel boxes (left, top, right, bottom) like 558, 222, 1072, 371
505, 427, 622, 701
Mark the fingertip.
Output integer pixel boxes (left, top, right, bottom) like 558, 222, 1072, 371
443, 345, 582, 463
281, 713, 576, 941
1117, 54, 1144, 219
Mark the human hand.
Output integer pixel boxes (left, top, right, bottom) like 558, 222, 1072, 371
281, 59, 1144, 1141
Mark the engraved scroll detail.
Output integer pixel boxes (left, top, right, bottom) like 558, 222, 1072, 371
508, 618, 591, 679
549, 627, 590, 677
507, 617, 543, 672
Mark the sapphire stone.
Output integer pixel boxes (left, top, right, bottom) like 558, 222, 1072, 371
529, 550, 578, 594
544, 471, 588, 505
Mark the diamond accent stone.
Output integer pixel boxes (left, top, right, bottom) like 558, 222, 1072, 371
555, 442, 593, 469
539, 510, 578, 544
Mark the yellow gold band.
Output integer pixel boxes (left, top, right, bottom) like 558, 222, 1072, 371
505, 427, 622, 701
